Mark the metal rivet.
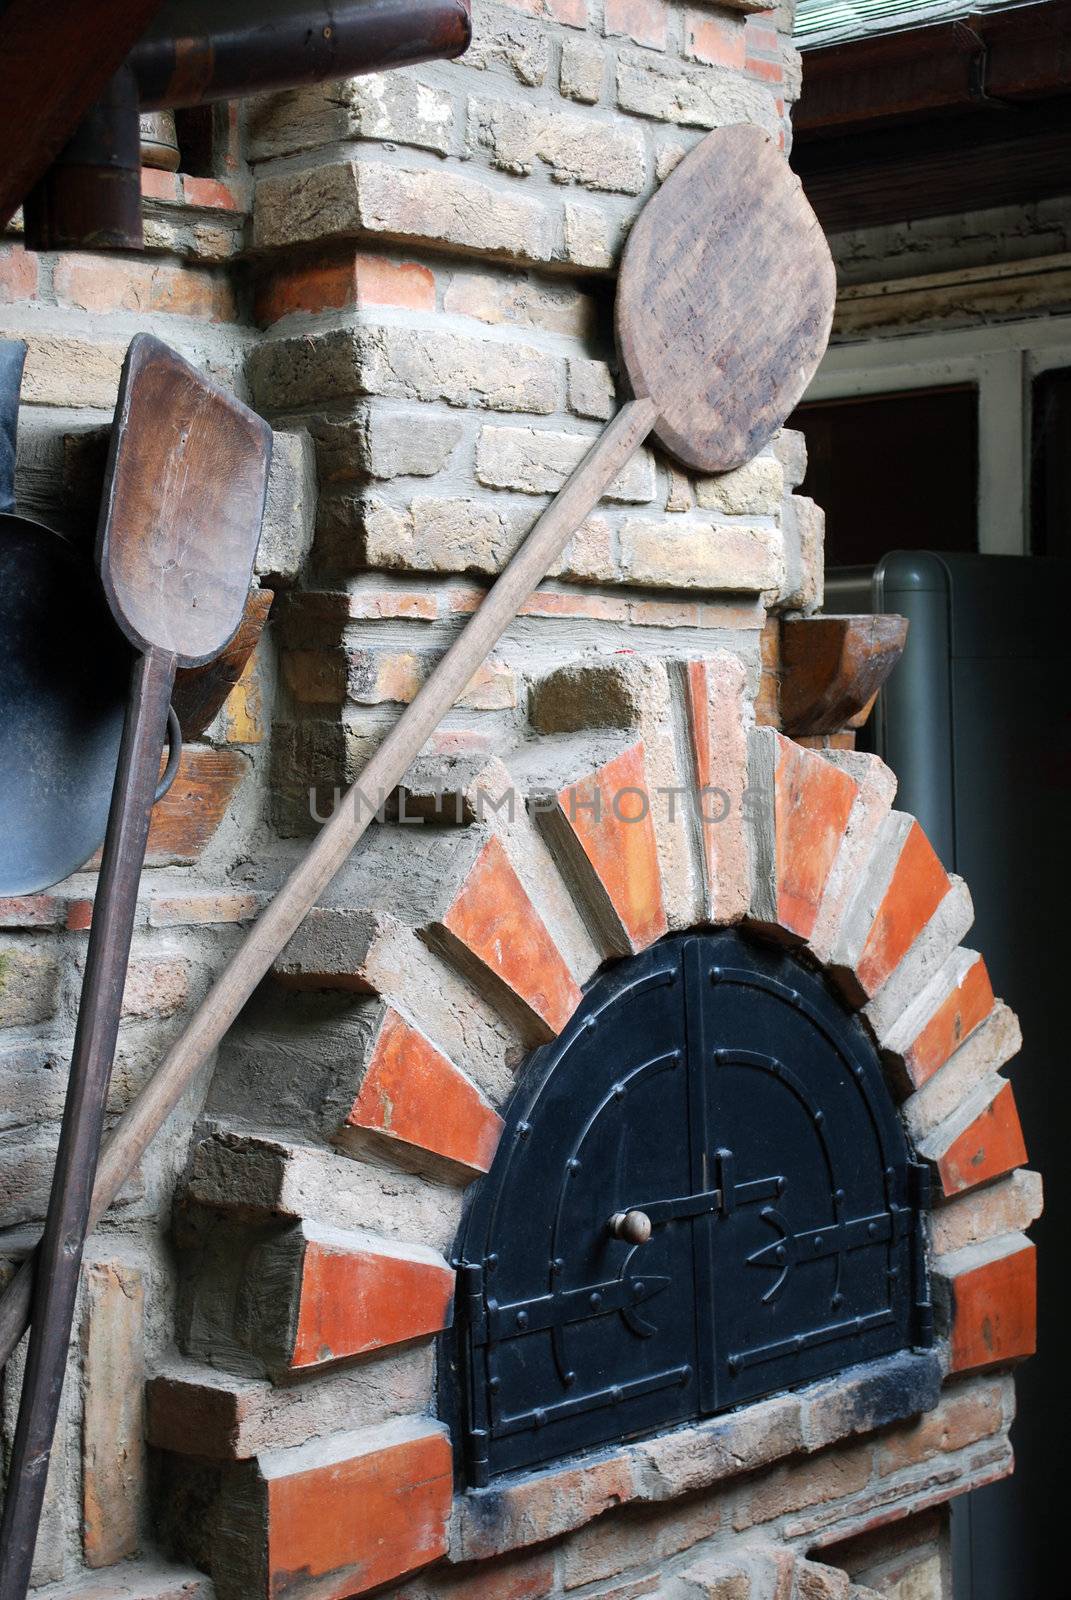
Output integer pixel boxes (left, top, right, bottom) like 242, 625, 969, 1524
564, 1370, 576, 1387
485, 1253, 498, 1272
516, 1310, 529, 1329
632, 1280, 644, 1297
553, 1256, 565, 1273
590, 1291, 602, 1308
813, 1236, 822, 1251
835, 1188, 846, 1203
832, 1292, 844, 1308
813, 1109, 824, 1125
517, 1121, 531, 1139
611, 1386, 622, 1403
614, 1083, 626, 1099
534, 1408, 546, 1427
775, 1246, 786, 1263
489, 1375, 501, 1392
868, 1222, 878, 1237
568, 1157, 581, 1173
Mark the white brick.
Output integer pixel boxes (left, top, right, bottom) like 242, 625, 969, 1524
560, 37, 606, 102
694, 454, 784, 516
470, 97, 646, 193
255, 160, 555, 264
616, 49, 781, 132
568, 357, 615, 419
619, 516, 784, 591
475, 426, 654, 500
248, 325, 560, 415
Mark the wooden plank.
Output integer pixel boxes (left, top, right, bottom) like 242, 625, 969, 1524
781, 614, 908, 738
0, 0, 165, 231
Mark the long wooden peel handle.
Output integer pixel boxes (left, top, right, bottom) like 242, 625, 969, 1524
0, 647, 177, 1600
0, 396, 657, 1372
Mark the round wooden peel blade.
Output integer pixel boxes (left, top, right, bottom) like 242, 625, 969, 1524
616, 123, 835, 474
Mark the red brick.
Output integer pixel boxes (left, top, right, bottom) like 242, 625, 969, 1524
437, 835, 583, 1040
289, 1229, 453, 1370
547, 0, 587, 23
685, 10, 746, 66
263, 1423, 452, 1598
875, 1382, 1004, 1477
902, 955, 995, 1089
772, 735, 857, 940
0, 896, 65, 929
119, 956, 190, 1020
943, 1235, 1036, 1373
256, 254, 436, 325
746, 54, 783, 82
54, 256, 235, 321
605, 0, 668, 48
745, 17, 780, 53
555, 743, 668, 954
683, 656, 749, 923
397, 1548, 556, 1600
141, 166, 181, 202
856, 822, 951, 997
181, 175, 240, 210
344, 1007, 504, 1177
67, 898, 94, 932
562, 1495, 721, 1590
734, 1444, 872, 1531
454, 1451, 635, 1559
933, 1079, 1027, 1197
0, 244, 38, 302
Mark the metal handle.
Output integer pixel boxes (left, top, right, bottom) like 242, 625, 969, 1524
608, 1209, 653, 1245
154, 705, 182, 803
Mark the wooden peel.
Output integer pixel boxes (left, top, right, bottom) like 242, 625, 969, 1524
0, 337, 271, 1600
0, 126, 834, 1387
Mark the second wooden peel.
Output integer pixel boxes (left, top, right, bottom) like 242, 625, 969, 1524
0, 124, 835, 1369
0, 337, 271, 1600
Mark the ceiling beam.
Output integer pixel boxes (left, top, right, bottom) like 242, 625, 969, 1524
795, 0, 1071, 139
794, 96, 1071, 232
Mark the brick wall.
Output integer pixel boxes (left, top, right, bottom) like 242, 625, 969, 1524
0, 4, 1039, 1597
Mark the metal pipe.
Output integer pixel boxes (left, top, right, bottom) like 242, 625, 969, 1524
130, 0, 471, 109
22, 65, 142, 252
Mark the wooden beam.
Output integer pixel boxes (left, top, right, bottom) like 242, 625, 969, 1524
795, 0, 1071, 139
781, 614, 908, 738
794, 97, 1071, 233
0, 0, 165, 231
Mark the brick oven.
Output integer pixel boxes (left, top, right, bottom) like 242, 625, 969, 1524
0, 1, 1039, 1598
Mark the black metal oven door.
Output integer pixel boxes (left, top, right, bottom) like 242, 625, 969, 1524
452, 931, 928, 1485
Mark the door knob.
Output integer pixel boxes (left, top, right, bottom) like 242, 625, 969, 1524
608, 1209, 652, 1245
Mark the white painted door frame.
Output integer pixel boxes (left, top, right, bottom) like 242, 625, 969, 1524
806, 313, 1071, 555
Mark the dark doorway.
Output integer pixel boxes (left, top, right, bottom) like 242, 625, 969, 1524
791, 385, 979, 566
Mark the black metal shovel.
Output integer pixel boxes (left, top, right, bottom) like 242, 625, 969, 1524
0, 335, 271, 1599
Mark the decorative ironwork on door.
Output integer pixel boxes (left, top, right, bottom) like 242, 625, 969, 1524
448, 931, 932, 1485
